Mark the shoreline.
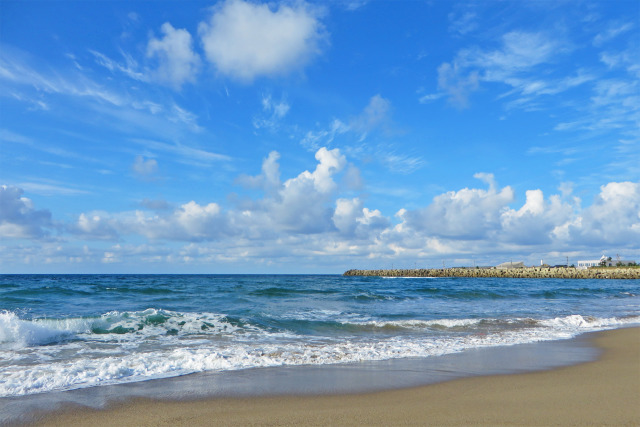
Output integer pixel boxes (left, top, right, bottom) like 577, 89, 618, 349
344, 266, 640, 279
17, 327, 640, 426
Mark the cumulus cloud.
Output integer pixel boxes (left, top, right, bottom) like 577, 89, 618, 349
5, 149, 639, 270
403, 173, 515, 239
332, 197, 388, 238
69, 148, 350, 242
571, 181, 640, 246
198, 0, 326, 82
126, 200, 229, 242
236, 151, 281, 195
0, 185, 53, 239
259, 147, 346, 233
71, 212, 119, 240
147, 22, 201, 89
500, 189, 575, 245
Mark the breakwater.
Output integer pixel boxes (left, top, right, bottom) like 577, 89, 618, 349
344, 267, 640, 279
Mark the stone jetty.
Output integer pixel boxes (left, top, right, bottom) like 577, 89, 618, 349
344, 267, 640, 279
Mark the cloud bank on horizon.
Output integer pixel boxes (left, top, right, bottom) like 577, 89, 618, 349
1, 0, 638, 273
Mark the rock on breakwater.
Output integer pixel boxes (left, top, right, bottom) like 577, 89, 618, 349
343, 267, 640, 279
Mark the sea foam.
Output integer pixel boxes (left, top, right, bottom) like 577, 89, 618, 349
1, 310, 638, 397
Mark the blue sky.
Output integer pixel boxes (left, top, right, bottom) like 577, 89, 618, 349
1, 0, 639, 273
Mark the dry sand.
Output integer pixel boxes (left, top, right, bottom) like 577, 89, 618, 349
31, 327, 639, 426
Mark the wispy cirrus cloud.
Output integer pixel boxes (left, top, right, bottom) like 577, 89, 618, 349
2, 45, 205, 139
89, 49, 147, 82
131, 138, 231, 166
301, 95, 424, 174
422, 31, 571, 109
253, 94, 290, 130
593, 21, 634, 46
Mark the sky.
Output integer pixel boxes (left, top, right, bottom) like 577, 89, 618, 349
1, 0, 639, 273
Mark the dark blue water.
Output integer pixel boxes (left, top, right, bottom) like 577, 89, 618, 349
1, 274, 639, 397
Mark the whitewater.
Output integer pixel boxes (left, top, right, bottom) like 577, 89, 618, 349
1, 274, 639, 397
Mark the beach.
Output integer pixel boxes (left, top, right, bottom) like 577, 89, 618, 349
28, 327, 639, 426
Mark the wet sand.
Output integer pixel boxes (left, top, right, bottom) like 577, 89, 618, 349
29, 327, 640, 426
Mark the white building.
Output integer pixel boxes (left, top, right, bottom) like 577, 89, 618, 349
577, 255, 635, 270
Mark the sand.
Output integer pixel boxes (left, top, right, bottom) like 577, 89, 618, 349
30, 327, 639, 426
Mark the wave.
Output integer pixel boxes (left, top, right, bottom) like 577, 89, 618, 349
2, 313, 638, 397
2, 308, 639, 397
0, 311, 78, 347
0, 309, 263, 348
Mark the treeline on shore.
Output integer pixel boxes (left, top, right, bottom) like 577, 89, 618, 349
343, 267, 640, 279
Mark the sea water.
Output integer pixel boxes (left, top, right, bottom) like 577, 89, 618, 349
1, 274, 639, 398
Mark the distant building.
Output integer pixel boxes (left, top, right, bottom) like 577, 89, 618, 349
577, 255, 636, 270
496, 261, 525, 269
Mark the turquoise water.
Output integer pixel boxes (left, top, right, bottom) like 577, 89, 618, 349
1, 274, 639, 397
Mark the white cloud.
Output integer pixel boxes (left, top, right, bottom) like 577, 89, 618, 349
300, 95, 424, 173
5, 148, 639, 269
593, 21, 634, 46
599, 45, 640, 78
473, 31, 561, 79
132, 138, 231, 166
431, 31, 568, 108
403, 173, 515, 239
435, 61, 480, 109
0, 185, 53, 239
236, 151, 281, 195
378, 150, 425, 175
147, 22, 201, 89
73, 212, 119, 240
333, 197, 388, 238
500, 190, 576, 245
351, 94, 392, 139
571, 182, 640, 246
258, 147, 346, 233
1, 48, 126, 106
90, 49, 146, 82
253, 94, 290, 130
16, 182, 91, 196
173, 201, 224, 239
198, 0, 326, 82
132, 155, 159, 178
448, 10, 478, 36
301, 119, 349, 151
2, 48, 208, 141
67, 148, 349, 242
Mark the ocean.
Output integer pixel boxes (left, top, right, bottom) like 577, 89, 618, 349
1, 274, 639, 399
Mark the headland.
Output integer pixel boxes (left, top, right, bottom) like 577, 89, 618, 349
344, 266, 640, 279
